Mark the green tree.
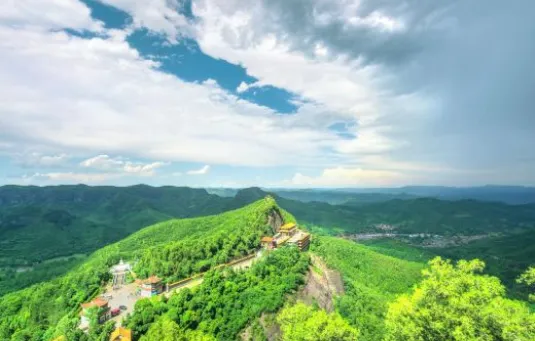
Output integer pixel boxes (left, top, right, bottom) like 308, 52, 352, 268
517, 266, 535, 301
384, 257, 535, 341
140, 316, 214, 341
277, 302, 359, 341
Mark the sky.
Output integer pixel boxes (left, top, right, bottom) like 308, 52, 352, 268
0, 0, 534, 188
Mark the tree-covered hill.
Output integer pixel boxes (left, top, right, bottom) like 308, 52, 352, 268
0, 197, 291, 340
0, 185, 234, 267
433, 229, 535, 298
2, 185, 535, 298
234, 188, 535, 236
311, 236, 425, 341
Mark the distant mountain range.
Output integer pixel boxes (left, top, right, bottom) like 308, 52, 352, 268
3, 185, 535, 268
221, 185, 535, 205
2, 185, 535, 297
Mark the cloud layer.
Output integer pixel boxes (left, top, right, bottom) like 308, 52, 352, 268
0, 0, 534, 186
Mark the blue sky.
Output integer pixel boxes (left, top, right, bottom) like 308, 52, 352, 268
0, 0, 534, 187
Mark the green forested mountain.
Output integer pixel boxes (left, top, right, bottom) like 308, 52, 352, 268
126, 247, 309, 341
0, 197, 290, 340
272, 186, 535, 205
235, 188, 535, 236
0, 185, 234, 267
3, 185, 535, 298
3, 185, 534, 270
0, 196, 534, 340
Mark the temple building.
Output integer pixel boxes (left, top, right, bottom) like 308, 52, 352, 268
80, 297, 110, 329
288, 231, 311, 251
110, 259, 131, 287
261, 236, 276, 249
279, 222, 297, 237
136, 275, 163, 297
110, 327, 132, 341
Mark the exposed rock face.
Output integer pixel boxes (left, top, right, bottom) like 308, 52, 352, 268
266, 209, 284, 234
297, 255, 344, 312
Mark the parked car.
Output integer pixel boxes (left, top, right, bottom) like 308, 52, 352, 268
111, 308, 121, 317
119, 305, 127, 311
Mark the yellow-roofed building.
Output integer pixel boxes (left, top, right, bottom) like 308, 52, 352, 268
279, 222, 297, 237
110, 327, 132, 341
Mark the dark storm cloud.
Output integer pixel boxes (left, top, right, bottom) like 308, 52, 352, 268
242, 0, 535, 183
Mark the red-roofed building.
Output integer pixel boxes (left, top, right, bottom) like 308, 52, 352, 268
260, 236, 276, 249
137, 275, 163, 297
80, 297, 110, 328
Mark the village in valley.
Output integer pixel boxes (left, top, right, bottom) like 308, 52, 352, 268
74, 221, 310, 341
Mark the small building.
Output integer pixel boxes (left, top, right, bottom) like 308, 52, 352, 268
110, 327, 132, 341
110, 259, 132, 286
80, 297, 111, 328
261, 236, 276, 249
279, 222, 297, 237
137, 275, 163, 297
288, 231, 311, 251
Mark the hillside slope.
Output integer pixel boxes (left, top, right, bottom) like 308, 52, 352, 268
0, 197, 291, 340
0, 185, 232, 267
312, 236, 424, 341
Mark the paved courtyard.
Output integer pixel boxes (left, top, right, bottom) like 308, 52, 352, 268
102, 283, 139, 326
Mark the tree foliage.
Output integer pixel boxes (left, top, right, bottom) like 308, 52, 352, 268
517, 266, 535, 301
312, 236, 423, 341
0, 198, 290, 340
384, 257, 535, 341
140, 316, 215, 341
277, 302, 359, 341
126, 247, 309, 340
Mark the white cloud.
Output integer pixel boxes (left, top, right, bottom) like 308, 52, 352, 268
236, 81, 249, 93
80, 155, 167, 176
236, 81, 261, 93
191, 0, 429, 162
14, 152, 69, 167
289, 167, 405, 187
99, 0, 192, 40
0, 15, 338, 169
23, 172, 117, 184
123, 161, 167, 175
80, 154, 124, 169
0, 0, 103, 31
186, 165, 210, 175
